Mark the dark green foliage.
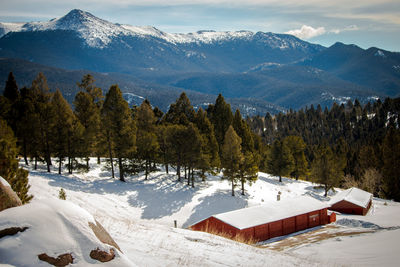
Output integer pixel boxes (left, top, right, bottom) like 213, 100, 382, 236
207, 94, 233, 155
136, 100, 159, 180
221, 126, 243, 196
3, 72, 19, 103
194, 108, 220, 176
283, 136, 308, 180
310, 145, 344, 197
52, 90, 83, 174
0, 119, 33, 203
381, 128, 400, 200
59, 188, 66, 200
101, 84, 136, 182
31, 73, 54, 172
164, 92, 195, 125
267, 140, 294, 182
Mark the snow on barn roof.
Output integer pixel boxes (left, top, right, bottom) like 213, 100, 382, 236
329, 187, 372, 209
212, 196, 328, 230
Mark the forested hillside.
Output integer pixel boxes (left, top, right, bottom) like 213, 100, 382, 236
1, 72, 399, 201
248, 99, 400, 199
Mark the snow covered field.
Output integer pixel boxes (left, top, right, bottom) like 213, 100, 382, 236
2, 159, 400, 266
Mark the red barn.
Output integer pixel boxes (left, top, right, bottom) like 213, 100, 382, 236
190, 196, 329, 243
329, 187, 372, 216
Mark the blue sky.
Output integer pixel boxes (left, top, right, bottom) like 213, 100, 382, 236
1, 0, 399, 51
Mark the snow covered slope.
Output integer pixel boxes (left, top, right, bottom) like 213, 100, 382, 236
3, 159, 400, 266
0, 198, 134, 266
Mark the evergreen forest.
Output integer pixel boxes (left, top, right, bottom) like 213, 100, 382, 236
1, 72, 399, 201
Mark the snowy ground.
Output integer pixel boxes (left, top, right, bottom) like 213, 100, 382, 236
3, 158, 400, 266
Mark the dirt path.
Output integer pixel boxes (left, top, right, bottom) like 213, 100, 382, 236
260, 225, 375, 251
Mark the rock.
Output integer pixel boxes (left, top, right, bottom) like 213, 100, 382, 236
89, 220, 121, 252
0, 176, 22, 212
90, 248, 115, 262
38, 253, 73, 267
0, 226, 28, 238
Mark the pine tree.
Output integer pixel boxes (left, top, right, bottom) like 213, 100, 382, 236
136, 100, 159, 180
194, 108, 220, 178
164, 92, 195, 125
31, 73, 54, 172
233, 109, 254, 153
0, 119, 33, 203
381, 128, 400, 200
51, 90, 83, 174
3, 72, 19, 103
17, 87, 41, 167
165, 124, 188, 182
74, 91, 101, 168
221, 125, 243, 196
283, 136, 308, 180
310, 145, 344, 197
101, 85, 136, 182
51, 90, 74, 174
238, 151, 258, 195
207, 94, 233, 155
267, 140, 294, 182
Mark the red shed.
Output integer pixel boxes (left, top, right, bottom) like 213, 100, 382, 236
190, 196, 329, 243
329, 187, 372, 215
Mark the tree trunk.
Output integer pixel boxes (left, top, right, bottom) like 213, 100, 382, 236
145, 160, 148, 180
177, 154, 181, 182
324, 184, 328, 197
231, 180, 235, 196
34, 156, 37, 170
241, 178, 245, 195
185, 166, 187, 180
23, 137, 29, 165
191, 168, 194, 188
86, 157, 90, 170
165, 163, 169, 174
187, 167, 190, 186
119, 157, 125, 182
107, 133, 114, 178
58, 157, 62, 174
97, 156, 101, 165
279, 175, 282, 183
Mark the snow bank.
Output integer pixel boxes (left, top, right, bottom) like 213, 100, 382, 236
0, 199, 134, 266
335, 218, 382, 229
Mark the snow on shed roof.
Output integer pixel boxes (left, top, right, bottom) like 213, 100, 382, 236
329, 187, 372, 209
212, 196, 328, 230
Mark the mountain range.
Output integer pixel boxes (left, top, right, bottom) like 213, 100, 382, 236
1, 9, 399, 113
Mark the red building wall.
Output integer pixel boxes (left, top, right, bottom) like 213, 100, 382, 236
191, 208, 329, 243
330, 200, 371, 215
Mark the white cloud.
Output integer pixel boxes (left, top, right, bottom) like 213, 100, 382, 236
285, 25, 326, 40
330, 25, 359, 34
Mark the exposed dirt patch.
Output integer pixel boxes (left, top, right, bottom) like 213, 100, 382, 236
90, 247, 115, 262
38, 252, 73, 266
0, 226, 28, 238
261, 225, 375, 251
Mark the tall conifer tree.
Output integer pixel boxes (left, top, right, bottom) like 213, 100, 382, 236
101, 85, 136, 182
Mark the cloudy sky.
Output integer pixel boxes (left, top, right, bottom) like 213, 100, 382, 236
1, 0, 399, 51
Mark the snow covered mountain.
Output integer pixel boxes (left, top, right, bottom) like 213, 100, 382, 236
1, 9, 398, 109
0, 9, 320, 52
0, 9, 324, 72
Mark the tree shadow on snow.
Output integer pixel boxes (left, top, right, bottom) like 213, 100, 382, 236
127, 176, 199, 219
182, 189, 248, 228
257, 174, 297, 186
30, 170, 133, 196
